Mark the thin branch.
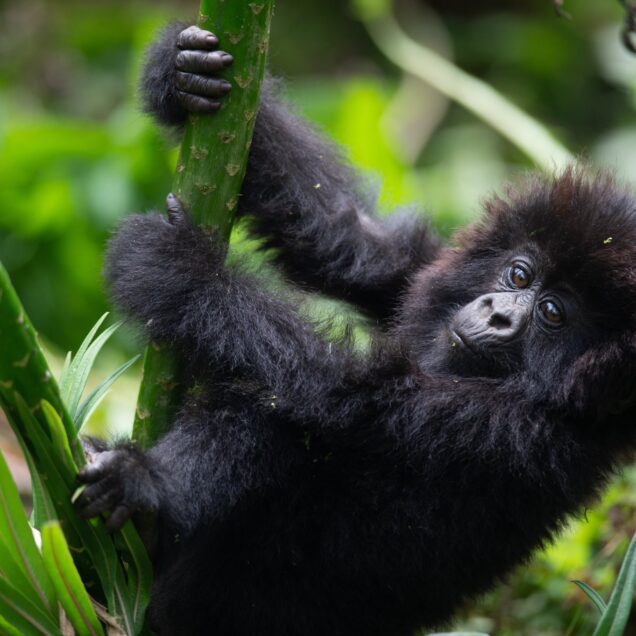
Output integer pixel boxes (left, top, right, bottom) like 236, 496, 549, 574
362, 11, 574, 171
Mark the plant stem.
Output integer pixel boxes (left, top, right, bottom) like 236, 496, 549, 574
133, 0, 275, 447
360, 7, 573, 171
0, 264, 80, 459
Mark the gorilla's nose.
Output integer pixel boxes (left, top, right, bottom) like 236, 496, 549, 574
478, 293, 527, 339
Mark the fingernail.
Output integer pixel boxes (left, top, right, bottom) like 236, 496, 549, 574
221, 81, 232, 92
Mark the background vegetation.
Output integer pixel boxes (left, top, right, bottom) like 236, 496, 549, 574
0, 0, 635, 633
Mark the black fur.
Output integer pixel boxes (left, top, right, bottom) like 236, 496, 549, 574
79, 24, 636, 636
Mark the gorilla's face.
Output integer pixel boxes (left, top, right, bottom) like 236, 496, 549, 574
406, 246, 599, 387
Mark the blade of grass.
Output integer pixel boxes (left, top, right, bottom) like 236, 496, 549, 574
573, 579, 608, 615
59, 314, 109, 403
0, 614, 25, 636
63, 320, 123, 429
74, 355, 140, 432
114, 524, 153, 634
41, 401, 78, 475
593, 533, 636, 636
41, 522, 105, 636
0, 577, 62, 636
0, 532, 48, 613
0, 451, 57, 616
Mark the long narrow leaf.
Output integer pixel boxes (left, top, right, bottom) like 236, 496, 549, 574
58, 352, 72, 395
16, 395, 138, 633
0, 614, 25, 636
10, 394, 121, 618
0, 532, 47, 611
65, 321, 123, 427
0, 577, 62, 636
9, 427, 57, 530
74, 355, 140, 432
0, 451, 57, 615
593, 532, 636, 636
116, 523, 153, 634
573, 579, 608, 615
59, 313, 109, 402
41, 522, 105, 636
41, 401, 78, 474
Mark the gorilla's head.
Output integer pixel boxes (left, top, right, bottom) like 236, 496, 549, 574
397, 169, 636, 420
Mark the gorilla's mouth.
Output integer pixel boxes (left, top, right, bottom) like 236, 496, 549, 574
450, 328, 476, 354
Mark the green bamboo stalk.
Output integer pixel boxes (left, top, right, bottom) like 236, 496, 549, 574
133, 0, 275, 448
0, 264, 80, 461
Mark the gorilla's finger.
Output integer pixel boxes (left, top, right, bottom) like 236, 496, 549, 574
74, 480, 116, 510
176, 72, 232, 98
176, 50, 229, 74
105, 505, 132, 533
177, 90, 222, 115
166, 193, 187, 224
77, 492, 118, 520
177, 26, 219, 50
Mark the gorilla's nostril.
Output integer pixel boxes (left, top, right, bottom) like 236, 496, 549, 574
489, 313, 512, 329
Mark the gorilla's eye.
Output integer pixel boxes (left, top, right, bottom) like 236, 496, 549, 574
539, 300, 563, 326
508, 263, 532, 289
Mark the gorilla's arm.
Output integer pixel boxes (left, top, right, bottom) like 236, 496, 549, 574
104, 199, 355, 426
140, 23, 441, 322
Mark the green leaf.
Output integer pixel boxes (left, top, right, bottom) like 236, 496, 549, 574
59, 313, 126, 429
58, 352, 72, 393
573, 579, 608, 615
10, 429, 57, 530
116, 523, 153, 634
59, 313, 108, 401
41, 401, 78, 474
0, 532, 47, 612
74, 354, 140, 431
593, 532, 636, 636
10, 395, 129, 624
0, 614, 25, 636
0, 576, 62, 636
41, 522, 105, 636
0, 451, 57, 616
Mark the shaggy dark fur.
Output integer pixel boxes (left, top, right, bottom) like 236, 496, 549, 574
77, 23, 636, 636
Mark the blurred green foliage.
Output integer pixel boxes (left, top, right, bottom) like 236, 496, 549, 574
1, 0, 636, 633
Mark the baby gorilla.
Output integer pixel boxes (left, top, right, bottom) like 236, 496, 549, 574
76, 23, 636, 636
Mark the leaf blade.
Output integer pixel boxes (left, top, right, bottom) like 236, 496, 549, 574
41, 522, 105, 636
593, 532, 636, 636
573, 579, 607, 615
74, 355, 140, 432
0, 451, 57, 615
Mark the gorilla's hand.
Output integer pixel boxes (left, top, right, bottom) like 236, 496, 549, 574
75, 444, 162, 533
174, 25, 234, 114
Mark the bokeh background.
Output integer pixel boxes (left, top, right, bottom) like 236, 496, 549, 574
1, 0, 636, 633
